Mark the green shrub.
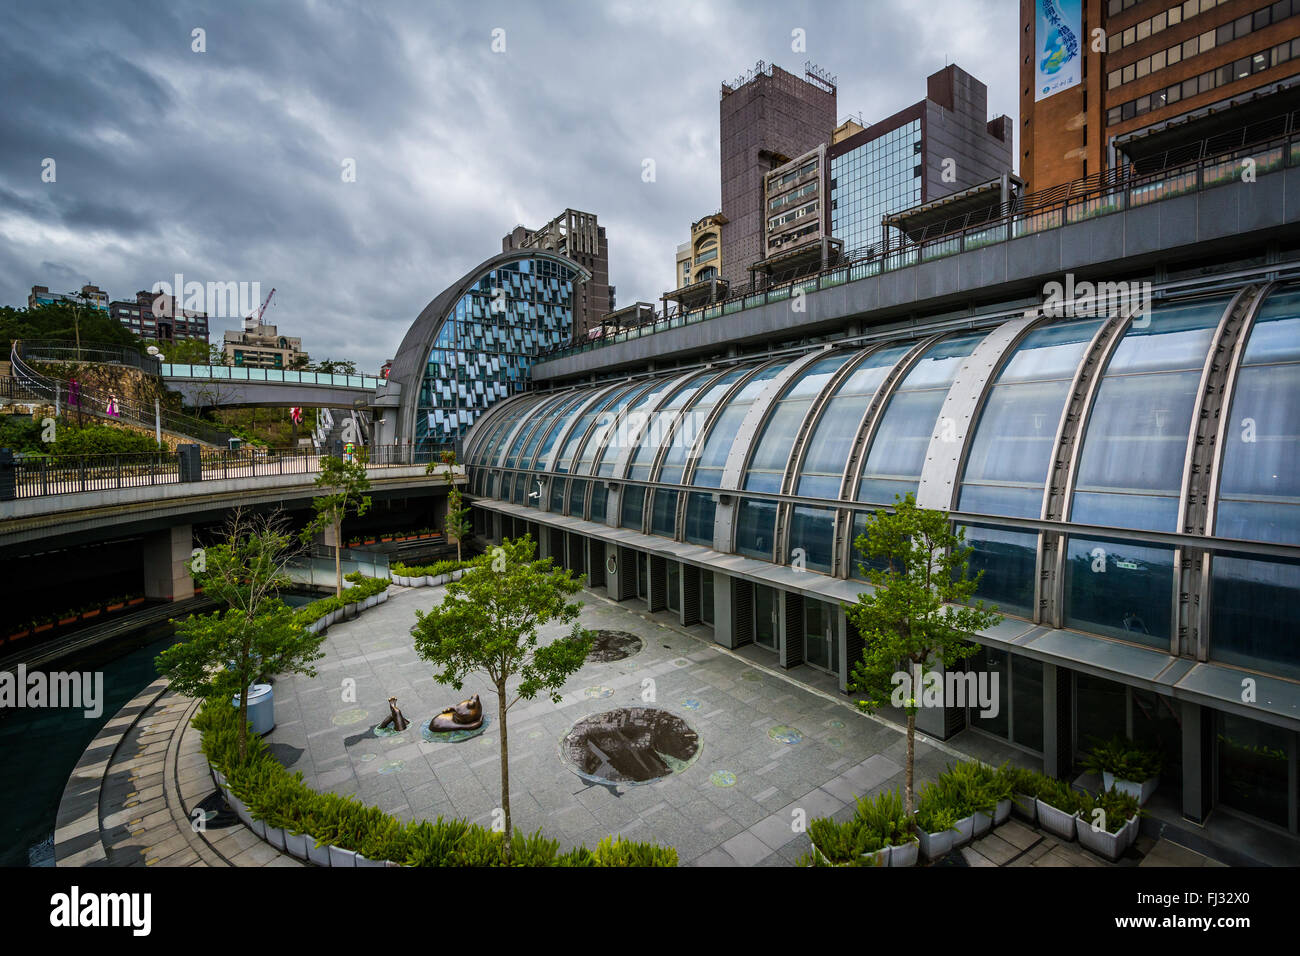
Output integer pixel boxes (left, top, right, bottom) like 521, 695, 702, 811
913, 788, 958, 835
998, 763, 1045, 799
1037, 777, 1087, 815
1080, 736, 1162, 782
195, 700, 674, 866
853, 789, 915, 847
1085, 787, 1142, 834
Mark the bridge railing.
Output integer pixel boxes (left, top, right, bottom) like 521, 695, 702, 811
161, 364, 384, 390
0, 443, 458, 501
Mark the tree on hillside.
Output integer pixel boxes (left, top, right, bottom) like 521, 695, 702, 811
304, 454, 371, 596
155, 510, 324, 761
411, 535, 591, 861
1, 302, 139, 351
426, 449, 471, 561
843, 493, 1003, 819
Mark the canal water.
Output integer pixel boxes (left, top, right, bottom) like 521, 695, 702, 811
0, 589, 323, 867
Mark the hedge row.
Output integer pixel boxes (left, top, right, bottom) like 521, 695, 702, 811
390, 559, 472, 579
291, 572, 390, 628
195, 699, 678, 866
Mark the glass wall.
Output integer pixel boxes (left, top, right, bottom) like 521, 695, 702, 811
743, 354, 853, 493
804, 599, 839, 673
689, 363, 789, 488
829, 117, 922, 257
656, 366, 755, 484
754, 584, 779, 650
966, 647, 1044, 753
1071, 295, 1231, 532
1064, 536, 1174, 648
1216, 711, 1292, 829
415, 257, 578, 456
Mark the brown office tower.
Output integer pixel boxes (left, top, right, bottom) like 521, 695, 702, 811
1021, 0, 1300, 193
502, 209, 610, 338
719, 61, 837, 289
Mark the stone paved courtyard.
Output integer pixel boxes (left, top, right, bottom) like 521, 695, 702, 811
258, 582, 1193, 866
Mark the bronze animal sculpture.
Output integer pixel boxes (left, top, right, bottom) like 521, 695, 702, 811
378, 696, 409, 732
429, 693, 483, 732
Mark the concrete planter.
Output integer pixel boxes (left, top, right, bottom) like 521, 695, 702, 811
1036, 799, 1080, 841
264, 824, 286, 851
994, 798, 1012, 826
328, 845, 358, 868
1103, 772, 1159, 806
951, 814, 975, 847
227, 793, 252, 826
307, 839, 332, 866
378, 591, 388, 603
423, 575, 436, 587
1011, 792, 1037, 823
917, 826, 957, 861
859, 847, 889, 867
355, 852, 388, 868
212, 768, 226, 789
451, 569, 464, 581
283, 830, 309, 860
1077, 815, 1137, 862
972, 809, 993, 837
887, 840, 919, 867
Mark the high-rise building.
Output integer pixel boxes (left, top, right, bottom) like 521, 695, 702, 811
222, 324, 307, 369
829, 65, 1014, 258
719, 62, 838, 289
109, 290, 209, 344
28, 284, 110, 312
1021, 0, 1300, 193
503, 209, 609, 338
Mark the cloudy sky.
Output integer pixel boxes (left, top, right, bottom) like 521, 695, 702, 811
0, 0, 1018, 371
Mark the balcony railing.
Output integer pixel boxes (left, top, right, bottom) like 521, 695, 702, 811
538, 119, 1300, 364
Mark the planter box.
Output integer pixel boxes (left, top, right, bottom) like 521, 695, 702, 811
283, 830, 309, 861
859, 847, 889, 867
58, 617, 78, 626
264, 824, 286, 851
951, 815, 975, 847
106, 603, 125, 612
127, 598, 145, 606
227, 793, 251, 825
423, 576, 436, 587
1103, 772, 1159, 806
82, 609, 101, 620
34, 623, 54, 633
972, 810, 993, 837
1123, 814, 1141, 851
355, 852, 388, 868
1077, 816, 1137, 862
917, 827, 956, 861
1011, 792, 1037, 824
8, 630, 31, 642
887, 840, 918, 868
378, 591, 387, 603
1036, 799, 1080, 841
994, 798, 1012, 826
307, 839, 332, 866
451, 569, 463, 581
328, 845, 358, 868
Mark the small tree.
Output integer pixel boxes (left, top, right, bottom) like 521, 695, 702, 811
411, 535, 591, 861
304, 454, 372, 596
155, 510, 325, 761
843, 493, 1003, 820
426, 449, 471, 561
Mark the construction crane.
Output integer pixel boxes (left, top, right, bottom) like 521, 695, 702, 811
243, 287, 276, 332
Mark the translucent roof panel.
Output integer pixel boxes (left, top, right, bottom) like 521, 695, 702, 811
743, 353, 853, 494
1071, 294, 1231, 533
626, 370, 717, 481
523, 392, 590, 469
575, 379, 659, 475
959, 320, 1103, 519
795, 344, 912, 499
595, 376, 679, 477
503, 392, 577, 468
655, 365, 756, 485
552, 382, 640, 474
517, 393, 585, 469
1216, 284, 1300, 545
856, 331, 988, 505
487, 395, 550, 467
689, 362, 790, 488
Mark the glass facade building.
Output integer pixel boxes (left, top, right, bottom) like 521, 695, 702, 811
465, 279, 1300, 835
386, 250, 586, 460
829, 118, 922, 257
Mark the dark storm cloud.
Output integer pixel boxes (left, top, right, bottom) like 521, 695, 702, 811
0, 0, 1016, 369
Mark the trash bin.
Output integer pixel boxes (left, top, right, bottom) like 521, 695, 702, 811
232, 683, 275, 735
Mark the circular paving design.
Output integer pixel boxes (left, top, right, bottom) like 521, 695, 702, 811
768, 725, 803, 745
710, 770, 737, 788
560, 707, 701, 786
331, 707, 369, 726
585, 629, 644, 663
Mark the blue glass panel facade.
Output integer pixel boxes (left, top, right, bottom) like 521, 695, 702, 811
830, 119, 922, 257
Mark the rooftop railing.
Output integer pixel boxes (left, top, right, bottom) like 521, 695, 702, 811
539, 116, 1300, 364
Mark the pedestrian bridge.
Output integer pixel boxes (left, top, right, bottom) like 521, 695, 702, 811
159, 364, 386, 408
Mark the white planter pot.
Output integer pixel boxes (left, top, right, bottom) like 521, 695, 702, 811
451, 569, 463, 581
246, 817, 266, 840
1103, 772, 1159, 806
917, 827, 956, 861
1077, 816, 1132, 862
1122, 814, 1141, 851
858, 847, 889, 867
211, 768, 225, 788
1035, 799, 1080, 841
355, 852, 388, 868
328, 845, 358, 868
951, 815, 975, 847
972, 810, 993, 837
378, 591, 387, 603
228, 793, 252, 826
432, 574, 448, 587
887, 840, 918, 868
283, 831, 309, 860
994, 798, 1012, 826
423, 576, 436, 587
1011, 792, 1037, 823
307, 839, 332, 866
264, 824, 286, 851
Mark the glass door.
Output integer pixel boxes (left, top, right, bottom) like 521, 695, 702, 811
804, 599, 839, 673
754, 584, 779, 651
667, 561, 680, 613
